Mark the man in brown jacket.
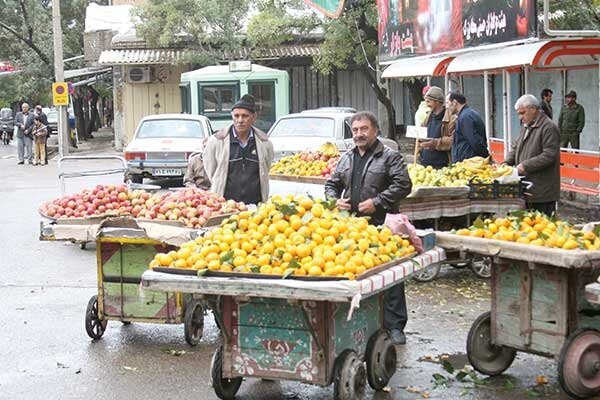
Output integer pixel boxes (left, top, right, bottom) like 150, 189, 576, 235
505, 94, 560, 215
419, 86, 456, 169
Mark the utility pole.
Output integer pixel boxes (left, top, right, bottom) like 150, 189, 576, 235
52, 0, 69, 157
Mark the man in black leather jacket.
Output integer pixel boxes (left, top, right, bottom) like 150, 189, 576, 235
325, 111, 412, 344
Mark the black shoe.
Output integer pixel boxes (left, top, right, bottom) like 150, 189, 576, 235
390, 329, 406, 345
17, 161, 24, 165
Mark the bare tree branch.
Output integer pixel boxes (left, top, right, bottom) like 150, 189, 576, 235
0, 20, 51, 65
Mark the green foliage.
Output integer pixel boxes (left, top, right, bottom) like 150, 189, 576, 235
0, 0, 103, 106
134, 0, 251, 62
540, 0, 600, 31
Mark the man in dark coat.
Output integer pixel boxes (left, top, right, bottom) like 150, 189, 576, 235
540, 88, 553, 119
505, 94, 560, 215
445, 92, 489, 162
325, 111, 412, 345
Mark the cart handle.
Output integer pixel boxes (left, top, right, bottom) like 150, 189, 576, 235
58, 155, 127, 196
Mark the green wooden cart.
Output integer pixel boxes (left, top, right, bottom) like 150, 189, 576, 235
85, 227, 204, 345
141, 248, 446, 400
436, 232, 600, 399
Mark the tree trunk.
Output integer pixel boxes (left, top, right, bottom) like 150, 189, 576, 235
359, 65, 396, 138
88, 87, 100, 134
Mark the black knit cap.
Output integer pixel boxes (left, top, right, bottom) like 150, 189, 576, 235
232, 94, 256, 113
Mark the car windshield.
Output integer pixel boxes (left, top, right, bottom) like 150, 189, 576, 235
136, 119, 205, 139
269, 117, 335, 138
47, 111, 58, 123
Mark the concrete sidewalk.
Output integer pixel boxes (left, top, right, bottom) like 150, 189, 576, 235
47, 127, 119, 159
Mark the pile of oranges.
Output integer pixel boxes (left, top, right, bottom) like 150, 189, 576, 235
150, 195, 415, 280
455, 211, 600, 250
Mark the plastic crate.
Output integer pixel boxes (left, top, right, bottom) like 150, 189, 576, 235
468, 181, 496, 199
468, 180, 524, 199
496, 182, 523, 199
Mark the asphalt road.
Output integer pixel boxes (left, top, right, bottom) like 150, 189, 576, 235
0, 139, 591, 400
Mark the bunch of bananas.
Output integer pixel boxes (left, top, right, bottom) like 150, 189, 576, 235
408, 157, 514, 187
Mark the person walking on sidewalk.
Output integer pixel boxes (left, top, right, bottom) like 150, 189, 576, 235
558, 90, 585, 149
14, 103, 34, 165
202, 94, 274, 205
446, 92, 489, 163
325, 111, 413, 345
32, 105, 49, 164
31, 116, 48, 166
505, 94, 560, 215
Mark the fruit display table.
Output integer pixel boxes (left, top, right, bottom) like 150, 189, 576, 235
398, 196, 525, 222
269, 173, 329, 185
141, 248, 446, 400
435, 232, 600, 399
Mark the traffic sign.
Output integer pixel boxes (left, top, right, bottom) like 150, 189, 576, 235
52, 82, 69, 106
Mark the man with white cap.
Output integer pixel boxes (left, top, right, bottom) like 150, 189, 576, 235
419, 86, 456, 169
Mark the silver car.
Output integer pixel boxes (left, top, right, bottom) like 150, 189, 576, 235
123, 114, 213, 183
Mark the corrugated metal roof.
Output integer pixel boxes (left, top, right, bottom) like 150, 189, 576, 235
98, 45, 321, 65
98, 49, 187, 65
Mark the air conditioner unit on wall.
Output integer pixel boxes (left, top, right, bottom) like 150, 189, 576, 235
127, 66, 151, 83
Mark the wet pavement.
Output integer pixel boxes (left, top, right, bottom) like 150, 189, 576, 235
0, 138, 596, 400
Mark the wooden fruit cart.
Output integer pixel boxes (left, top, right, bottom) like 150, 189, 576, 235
436, 232, 600, 399
402, 195, 526, 281
269, 173, 329, 185
86, 223, 205, 345
40, 217, 206, 345
141, 248, 446, 400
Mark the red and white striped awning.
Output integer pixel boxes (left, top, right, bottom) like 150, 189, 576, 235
447, 38, 600, 74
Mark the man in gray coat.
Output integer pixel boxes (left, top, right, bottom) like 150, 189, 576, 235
202, 95, 274, 204
14, 103, 34, 164
505, 94, 560, 215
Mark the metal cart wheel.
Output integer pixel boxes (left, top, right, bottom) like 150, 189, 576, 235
184, 299, 204, 346
211, 345, 242, 400
334, 349, 367, 400
470, 256, 492, 279
413, 263, 442, 282
558, 329, 600, 399
466, 311, 516, 376
365, 330, 397, 390
85, 295, 107, 340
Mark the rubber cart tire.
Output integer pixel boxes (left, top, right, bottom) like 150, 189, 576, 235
365, 330, 397, 390
466, 311, 516, 376
558, 329, 600, 399
184, 299, 204, 346
211, 345, 242, 400
470, 256, 492, 279
334, 349, 366, 400
413, 263, 441, 282
85, 295, 107, 340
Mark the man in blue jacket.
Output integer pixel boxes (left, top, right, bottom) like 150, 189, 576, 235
446, 92, 489, 162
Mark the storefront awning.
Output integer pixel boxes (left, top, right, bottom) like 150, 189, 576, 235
381, 55, 454, 79
447, 38, 600, 74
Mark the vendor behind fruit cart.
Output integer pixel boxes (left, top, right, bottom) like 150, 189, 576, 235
505, 94, 560, 215
325, 111, 413, 345
191, 95, 274, 204
418, 86, 456, 169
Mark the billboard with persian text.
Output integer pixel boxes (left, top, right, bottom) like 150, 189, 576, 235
378, 0, 537, 63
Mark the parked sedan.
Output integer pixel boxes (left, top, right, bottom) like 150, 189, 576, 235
123, 114, 213, 183
268, 108, 397, 160
268, 109, 354, 159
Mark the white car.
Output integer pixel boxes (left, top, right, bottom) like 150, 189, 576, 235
123, 114, 213, 183
268, 108, 397, 159
268, 109, 354, 159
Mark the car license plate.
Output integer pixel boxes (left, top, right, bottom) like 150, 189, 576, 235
153, 168, 182, 176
